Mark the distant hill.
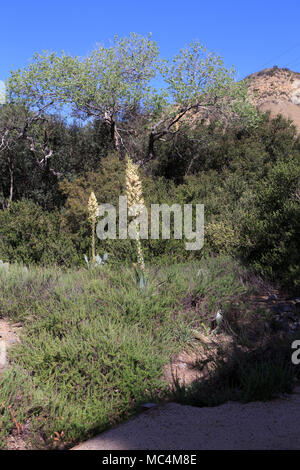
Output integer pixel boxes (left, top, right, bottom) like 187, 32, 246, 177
246, 66, 300, 132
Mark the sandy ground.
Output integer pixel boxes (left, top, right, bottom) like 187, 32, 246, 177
73, 388, 300, 450
0, 319, 21, 378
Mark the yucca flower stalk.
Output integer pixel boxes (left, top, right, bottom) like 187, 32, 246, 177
125, 155, 145, 274
88, 191, 99, 264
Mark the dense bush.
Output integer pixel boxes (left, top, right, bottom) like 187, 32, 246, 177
0, 105, 113, 211
239, 158, 300, 292
0, 200, 79, 266
60, 154, 198, 264
0, 111, 299, 290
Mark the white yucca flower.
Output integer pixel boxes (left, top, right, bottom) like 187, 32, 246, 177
88, 191, 98, 263
125, 155, 145, 275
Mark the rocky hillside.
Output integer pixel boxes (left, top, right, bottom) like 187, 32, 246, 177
246, 66, 300, 131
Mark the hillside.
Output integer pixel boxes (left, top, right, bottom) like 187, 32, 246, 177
246, 66, 300, 131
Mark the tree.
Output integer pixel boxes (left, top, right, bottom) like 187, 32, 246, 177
8, 33, 159, 158
0, 101, 64, 207
0, 103, 34, 208
143, 42, 260, 163
66, 33, 159, 156
3, 52, 78, 196
0, 54, 68, 208
7, 34, 260, 163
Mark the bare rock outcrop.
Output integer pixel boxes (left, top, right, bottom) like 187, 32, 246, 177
246, 66, 300, 131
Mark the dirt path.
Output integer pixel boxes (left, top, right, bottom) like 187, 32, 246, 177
72, 387, 300, 450
0, 319, 21, 377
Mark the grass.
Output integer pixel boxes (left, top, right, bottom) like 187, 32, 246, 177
0, 255, 299, 449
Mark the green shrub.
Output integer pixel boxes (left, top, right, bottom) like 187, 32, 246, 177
239, 158, 300, 291
205, 221, 238, 254
0, 200, 79, 266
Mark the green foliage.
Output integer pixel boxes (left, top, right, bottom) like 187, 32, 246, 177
7, 33, 160, 157
0, 104, 113, 210
239, 158, 300, 291
204, 222, 238, 255
2, 35, 300, 450
0, 111, 299, 290
0, 200, 79, 266
155, 113, 300, 288
7, 34, 259, 160
68, 33, 160, 119
2, 42, 300, 290
0, 257, 258, 447
59, 153, 136, 263
160, 42, 235, 105
59, 153, 194, 264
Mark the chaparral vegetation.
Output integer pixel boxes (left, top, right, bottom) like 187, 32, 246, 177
0, 34, 299, 449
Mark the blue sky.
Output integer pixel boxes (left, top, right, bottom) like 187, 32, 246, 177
1, 0, 300, 86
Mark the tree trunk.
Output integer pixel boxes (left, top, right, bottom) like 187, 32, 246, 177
7, 157, 14, 209
104, 111, 123, 159
112, 121, 122, 155
147, 131, 156, 162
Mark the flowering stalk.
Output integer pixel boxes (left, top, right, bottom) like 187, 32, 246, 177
125, 155, 145, 274
136, 236, 145, 272
88, 191, 98, 264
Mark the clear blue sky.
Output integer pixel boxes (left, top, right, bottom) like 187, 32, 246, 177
1, 0, 300, 86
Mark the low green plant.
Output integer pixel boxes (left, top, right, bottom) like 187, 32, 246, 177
0, 257, 294, 449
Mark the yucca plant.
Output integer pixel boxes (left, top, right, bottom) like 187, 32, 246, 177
84, 191, 108, 269
125, 155, 147, 289
84, 253, 108, 269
